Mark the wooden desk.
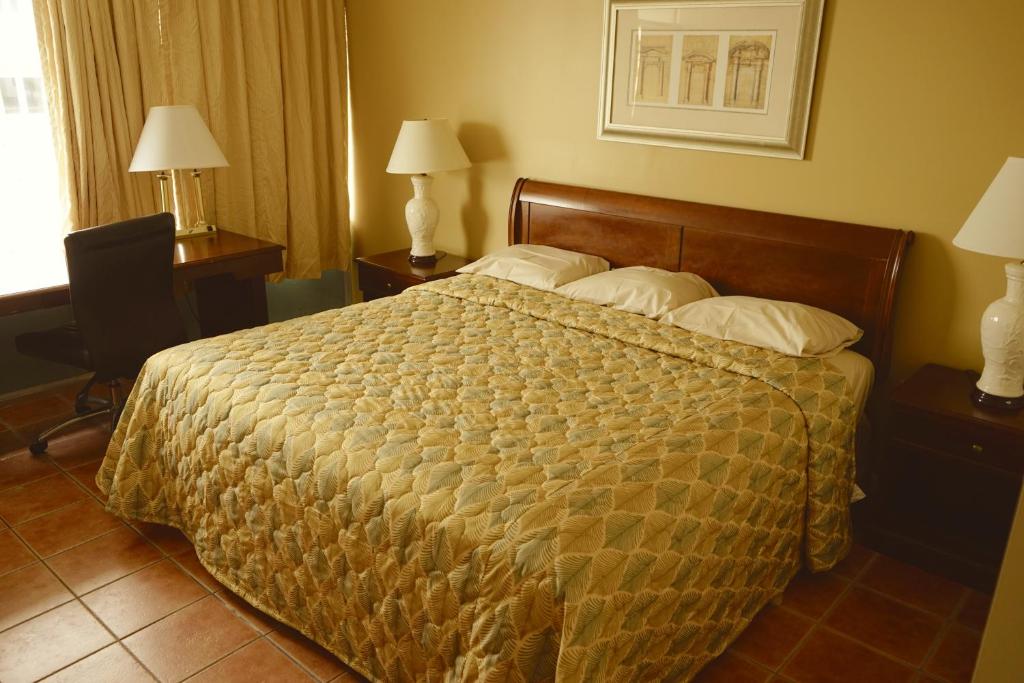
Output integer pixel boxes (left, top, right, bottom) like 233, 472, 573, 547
0, 229, 284, 337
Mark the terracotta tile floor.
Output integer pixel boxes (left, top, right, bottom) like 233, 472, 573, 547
0, 385, 988, 682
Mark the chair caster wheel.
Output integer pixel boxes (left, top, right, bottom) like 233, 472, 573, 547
29, 440, 48, 455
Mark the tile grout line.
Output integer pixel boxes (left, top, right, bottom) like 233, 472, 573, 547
1, 525, 158, 631
0, 388, 173, 681
917, 589, 973, 680
771, 552, 961, 679
263, 632, 338, 682
179, 633, 309, 683
1, 505, 161, 682
765, 548, 978, 683
11, 506, 131, 561
771, 558, 864, 679
724, 648, 777, 680
32, 544, 221, 682
768, 548, 957, 680
0, 469, 95, 527
848, 580, 976, 631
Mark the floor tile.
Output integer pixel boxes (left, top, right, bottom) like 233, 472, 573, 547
831, 544, 876, 580
693, 651, 772, 683
783, 628, 915, 683
10, 415, 79, 449
782, 571, 849, 619
134, 521, 194, 556
955, 590, 991, 632
189, 638, 314, 682
44, 423, 111, 470
42, 643, 155, 682
0, 473, 88, 525
16, 498, 124, 557
825, 586, 943, 666
730, 605, 814, 669
0, 428, 26, 454
83, 558, 208, 637
0, 600, 114, 683
66, 459, 105, 498
0, 393, 70, 429
0, 528, 36, 576
0, 449, 57, 491
46, 526, 162, 594
925, 626, 981, 683
216, 588, 282, 634
172, 551, 224, 592
0, 561, 74, 631
269, 625, 347, 681
123, 594, 258, 682
859, 555, 966, 618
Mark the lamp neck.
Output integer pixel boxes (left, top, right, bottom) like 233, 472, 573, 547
1005, 262, 1024, 303
410, 173, 433, 199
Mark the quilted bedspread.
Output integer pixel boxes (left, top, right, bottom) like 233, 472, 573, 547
98, 274, 856, 682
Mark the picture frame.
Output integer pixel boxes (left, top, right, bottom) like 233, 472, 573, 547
597, 0, 825, 159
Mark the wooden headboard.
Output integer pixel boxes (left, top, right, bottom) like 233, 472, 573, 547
508, 178, 914, 382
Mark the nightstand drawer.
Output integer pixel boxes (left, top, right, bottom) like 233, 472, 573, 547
889, 408, 1023, 473
881, 438, 1020, 570
355, 249, 471, 303
357, 265, 410, 298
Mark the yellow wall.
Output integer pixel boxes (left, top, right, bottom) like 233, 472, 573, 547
347, 0, 1024, 380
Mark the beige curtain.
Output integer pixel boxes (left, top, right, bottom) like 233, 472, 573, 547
32, 0, 162, 229
33, 0, 350, 278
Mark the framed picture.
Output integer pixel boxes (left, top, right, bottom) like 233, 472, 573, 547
597, 0, 825, 159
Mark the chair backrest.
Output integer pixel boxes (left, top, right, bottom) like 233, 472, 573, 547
65, 213, 187, 380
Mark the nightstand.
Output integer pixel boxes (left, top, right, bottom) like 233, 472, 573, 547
873, 363, 1024, 591
355, 249, 471, 302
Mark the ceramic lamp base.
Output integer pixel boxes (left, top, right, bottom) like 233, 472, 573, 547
409, 250, 445, 266
405, 174, 440, 261
974, 261, 1024, 412
972, 387, 1024, 412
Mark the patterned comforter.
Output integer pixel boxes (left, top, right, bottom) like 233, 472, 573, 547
98, 274, 856, 682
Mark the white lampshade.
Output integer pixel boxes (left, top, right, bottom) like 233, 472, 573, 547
386, 119, 470, 175
954, 157, 1024, 259
129, 105, 228, 172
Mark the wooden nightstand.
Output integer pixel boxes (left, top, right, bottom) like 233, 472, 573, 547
873, 363, 1024, 590
355, 249, 471, 302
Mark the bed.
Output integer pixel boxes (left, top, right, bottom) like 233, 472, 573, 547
97, 179, 913, 682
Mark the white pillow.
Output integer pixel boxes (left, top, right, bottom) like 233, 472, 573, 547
660, 296, 863, 357
456, 244, 609, 291
555, 266, 717, 318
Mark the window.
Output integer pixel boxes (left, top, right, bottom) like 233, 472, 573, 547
0, 77, 18, 113
0, 0, 68, 294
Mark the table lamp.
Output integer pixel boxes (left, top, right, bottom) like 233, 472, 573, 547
129, 105, 229, 239
953, 156, 1024, 411
386, 119, 470, 264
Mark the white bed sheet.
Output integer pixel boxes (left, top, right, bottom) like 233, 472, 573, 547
828, 349, 874, 420
827, 349, 874, 503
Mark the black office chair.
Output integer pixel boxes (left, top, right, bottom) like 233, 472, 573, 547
15, 213, 187, 454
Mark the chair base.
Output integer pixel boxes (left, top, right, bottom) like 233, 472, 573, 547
28, 378, 123, 456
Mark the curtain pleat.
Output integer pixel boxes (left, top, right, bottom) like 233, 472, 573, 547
32, 0, 350, 278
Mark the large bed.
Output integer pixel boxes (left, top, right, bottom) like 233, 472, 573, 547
97, 179, 912, 682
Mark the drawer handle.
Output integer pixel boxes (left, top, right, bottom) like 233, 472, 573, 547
385, 281, 393, 290
970, 443, 984, 455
